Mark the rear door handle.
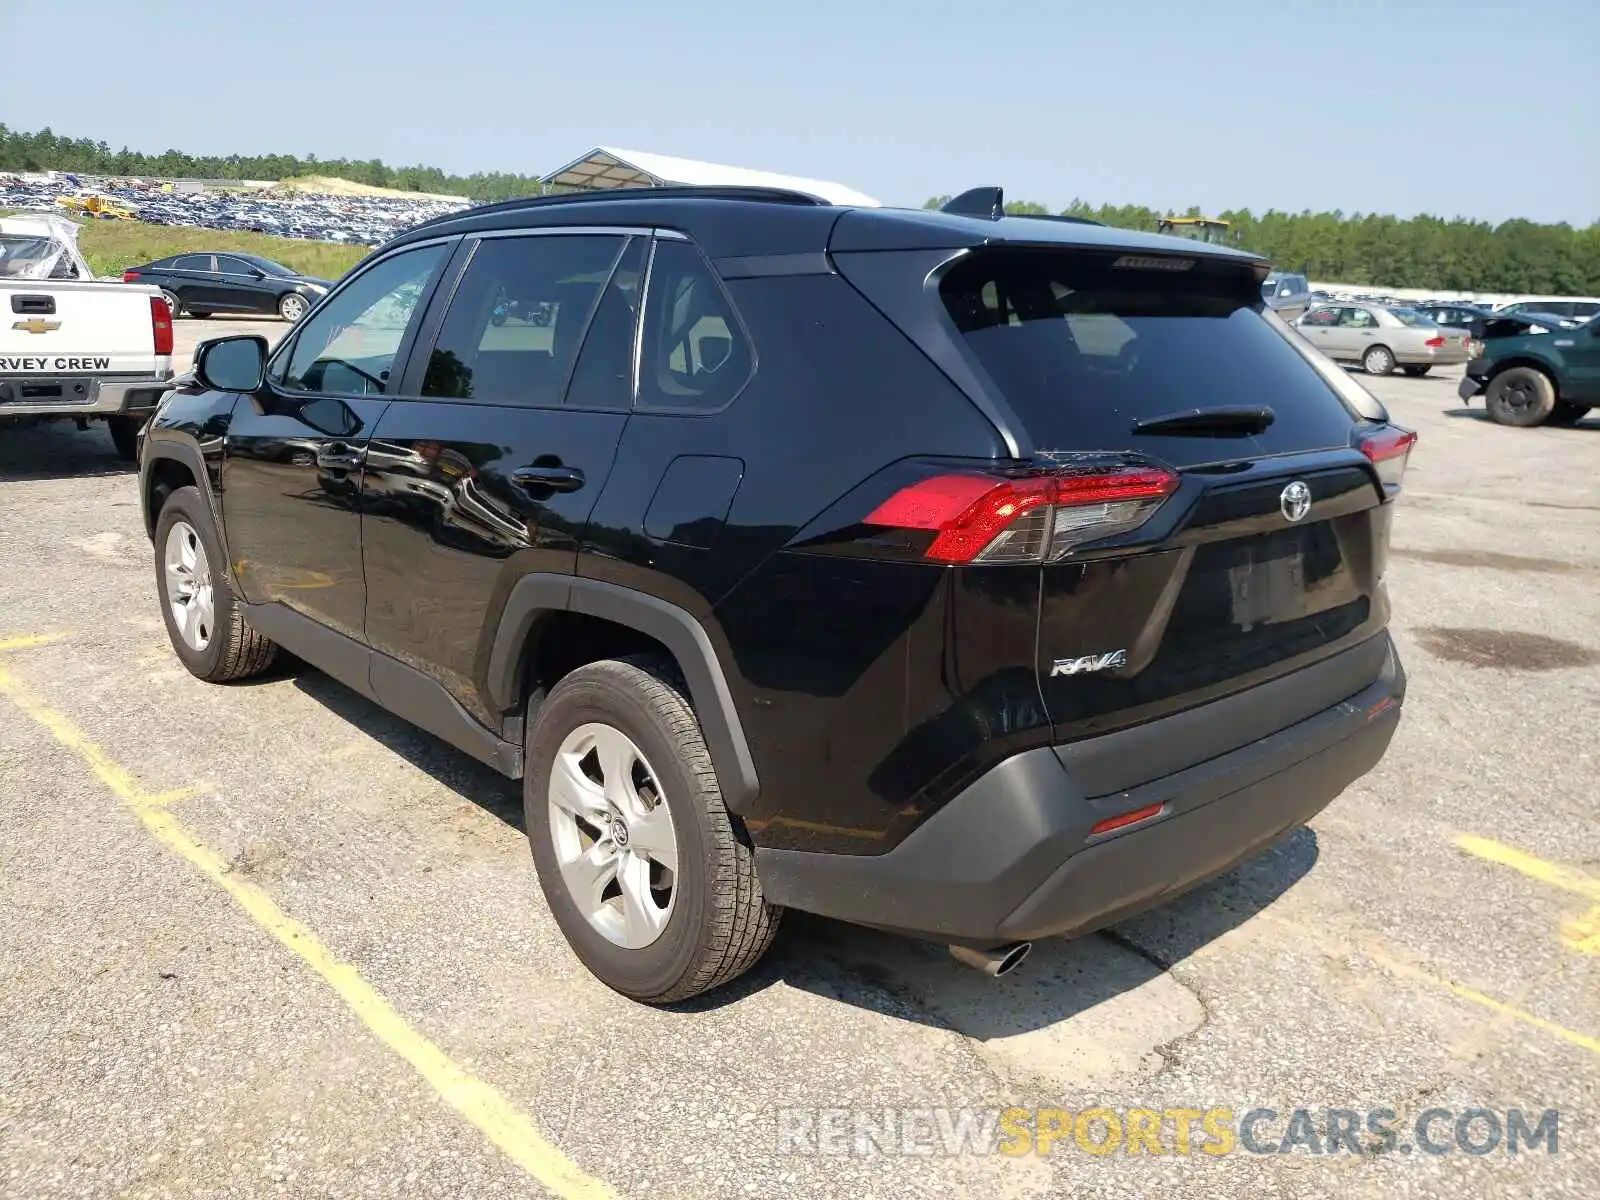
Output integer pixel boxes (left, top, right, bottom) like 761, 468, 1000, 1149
316, 443, 363, 471
512, 465, 585, 493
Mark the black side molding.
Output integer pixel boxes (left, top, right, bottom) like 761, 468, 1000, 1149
487, 576, 760, 811
242, 602, 523, 778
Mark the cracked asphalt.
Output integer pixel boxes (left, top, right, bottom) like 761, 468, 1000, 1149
1, 322, 1596, 1198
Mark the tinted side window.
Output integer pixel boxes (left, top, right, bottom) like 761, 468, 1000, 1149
420, 234, 623, 407
173, 254, 212, 272
277, 244, 445, 396
1302, 308, 1337, 327
217, 256, 256, 276
564, 237, 646, 410
638, 239, 753, 411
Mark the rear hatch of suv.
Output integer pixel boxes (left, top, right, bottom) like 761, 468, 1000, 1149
833, 234, 1410, 759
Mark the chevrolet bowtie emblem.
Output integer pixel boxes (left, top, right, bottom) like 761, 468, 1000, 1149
12, 318, 60, 334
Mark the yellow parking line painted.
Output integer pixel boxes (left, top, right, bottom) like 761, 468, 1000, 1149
1363, 944, 1600, 1058
1455, 834, 1600, 901
0, 632, 68, 653
1455, 833, 1600, 956
0, 667, 619, 1200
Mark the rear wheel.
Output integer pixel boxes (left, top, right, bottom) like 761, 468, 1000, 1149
107, 415, 143, 461
1548, 401, 1591, 426
1485, 367, 1557, 427
1362, 345, 1396, 376
160, 290, 183, 318
1401, 365, 1430, 378
153, 486, 277, 682
278, 293, 309, 322
525, 657, 780, 1003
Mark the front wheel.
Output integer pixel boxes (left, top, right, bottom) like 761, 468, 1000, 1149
1401, 365, 1431, 378
1363, 344, 1396, 376
1485, 367, 1556, 427
525, 657, 780, 1003
153, 486, 278, 682
278, 293, 309, 322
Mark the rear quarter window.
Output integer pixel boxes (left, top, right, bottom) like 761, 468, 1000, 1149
940, 250, 1361, 466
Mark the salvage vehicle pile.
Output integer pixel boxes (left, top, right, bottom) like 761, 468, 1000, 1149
0, 173, 470, 248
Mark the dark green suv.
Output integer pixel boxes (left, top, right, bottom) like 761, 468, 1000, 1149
1460, 312, 1600, 426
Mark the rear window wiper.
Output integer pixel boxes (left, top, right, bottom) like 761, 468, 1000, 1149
1131, 405, 1275, 436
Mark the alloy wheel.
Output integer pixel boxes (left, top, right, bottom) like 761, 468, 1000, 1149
547, 722, 679, 949
163, 521, 215, 651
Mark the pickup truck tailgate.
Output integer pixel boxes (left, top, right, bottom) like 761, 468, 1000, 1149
1, 282, 167, 375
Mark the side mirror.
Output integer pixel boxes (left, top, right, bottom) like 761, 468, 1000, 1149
195, 335, 268, 393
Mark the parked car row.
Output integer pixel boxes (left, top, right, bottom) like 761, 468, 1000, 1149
0, 174, 470, 247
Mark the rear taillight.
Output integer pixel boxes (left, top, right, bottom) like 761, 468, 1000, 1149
150, 295, 173, 356
1424, 335, 1445, 348
122, 270, 139, 283
865, 464, 1179, 564
1356, 425, 1417, 490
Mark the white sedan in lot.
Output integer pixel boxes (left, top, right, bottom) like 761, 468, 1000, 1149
1296, 303, 1471, 377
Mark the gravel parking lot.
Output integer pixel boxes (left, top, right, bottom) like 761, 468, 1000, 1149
2, 326, 1596, 1199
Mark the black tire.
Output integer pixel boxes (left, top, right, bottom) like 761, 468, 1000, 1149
107, 414, 143, 461
278, 293, 309, 322
1362, 344, 1396, 376
1485, 366, 1557, 427
160, 289, 183, 318
1401, 365, 1431, 378
1548, 401, 1591, 426
153, 486, 278, 682
525, 656, 780, 1003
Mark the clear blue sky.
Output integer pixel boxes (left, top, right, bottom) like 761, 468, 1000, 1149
3, 0, 1595, 224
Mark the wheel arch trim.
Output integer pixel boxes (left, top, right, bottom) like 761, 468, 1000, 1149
488, 576, 760, 811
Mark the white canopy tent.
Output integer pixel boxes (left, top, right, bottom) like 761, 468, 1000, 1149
541, 147, 881, 207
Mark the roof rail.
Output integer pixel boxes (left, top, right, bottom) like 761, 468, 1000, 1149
405, 184, 832, 235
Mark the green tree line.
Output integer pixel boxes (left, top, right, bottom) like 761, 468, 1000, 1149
0, 125, 545, 204
924, 197, 1600, 294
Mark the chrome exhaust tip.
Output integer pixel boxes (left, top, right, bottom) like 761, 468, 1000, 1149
948, 941, 1032, 978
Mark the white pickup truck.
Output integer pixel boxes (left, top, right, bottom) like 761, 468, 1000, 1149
0, 215, 175, 460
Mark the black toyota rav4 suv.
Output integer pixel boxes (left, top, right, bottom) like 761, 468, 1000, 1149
139, 186, 1408, 1002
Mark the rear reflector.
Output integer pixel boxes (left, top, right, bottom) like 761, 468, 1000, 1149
150, 295, 174, 356
1090, 803, 1164, 836
1355, 425, 1417, 489
865, 464, 1179, 564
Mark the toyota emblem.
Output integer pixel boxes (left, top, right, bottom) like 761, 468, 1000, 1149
1280, 481, 1312, 523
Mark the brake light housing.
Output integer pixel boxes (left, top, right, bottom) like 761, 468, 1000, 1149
121, 270, 139, 283
865, 463, 1180, 564
150, 295, 174, 356
1424, 335, 1445, 348
1355, 425, 1416, 490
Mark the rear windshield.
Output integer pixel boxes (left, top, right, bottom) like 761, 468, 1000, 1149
940, 251, 1360, 464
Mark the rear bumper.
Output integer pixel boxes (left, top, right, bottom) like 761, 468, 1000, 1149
756, 633, 1404, 944
1397, 347, 1468, 366
0, 373, 172, 418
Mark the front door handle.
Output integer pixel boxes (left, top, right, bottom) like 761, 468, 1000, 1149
511, 465, 585, 493
316, 443, 363, 471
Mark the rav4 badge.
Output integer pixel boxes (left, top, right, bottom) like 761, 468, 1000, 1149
1050, 649, 1128, 677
